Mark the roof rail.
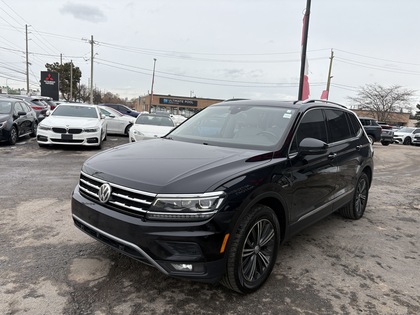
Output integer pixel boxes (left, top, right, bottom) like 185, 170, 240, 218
295, 99, 347, 108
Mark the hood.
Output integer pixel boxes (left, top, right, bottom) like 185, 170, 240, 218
83, 138, 273, 194
41, 116, 101, 128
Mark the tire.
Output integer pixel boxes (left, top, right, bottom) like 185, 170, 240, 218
220, 204, 280, 294
403, 137, 411, 145
367, 135, 375, 144
8, 126, 18, 145
339, 172, 369, 220
124, 124, 132, 136
30, 121, 38, 137
381, 141, 390, 146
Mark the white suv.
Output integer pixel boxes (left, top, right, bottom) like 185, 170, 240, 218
393, 127, 420, 145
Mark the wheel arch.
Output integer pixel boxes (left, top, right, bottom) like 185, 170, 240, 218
226, 191, 289, 247
362, 165, 373, 188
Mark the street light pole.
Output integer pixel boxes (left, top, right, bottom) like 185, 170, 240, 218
149, 58, 157, 113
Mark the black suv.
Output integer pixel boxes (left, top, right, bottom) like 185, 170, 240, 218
72, 100, 374, 293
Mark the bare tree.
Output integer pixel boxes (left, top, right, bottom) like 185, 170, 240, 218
348, 83, 415, 122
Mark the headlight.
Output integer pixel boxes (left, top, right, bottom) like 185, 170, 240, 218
38, 125, 52, 131
146, 192, 225, 221
83, 127, 99, 132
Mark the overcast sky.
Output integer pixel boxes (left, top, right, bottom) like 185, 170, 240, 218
1, 0, 420, 109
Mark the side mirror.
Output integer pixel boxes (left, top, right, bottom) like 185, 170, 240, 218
109, 114, 115, 118
100, 114, 106, 119
17, 111, 26, 116
45, 110, 51, 116
298, 137, 328, 156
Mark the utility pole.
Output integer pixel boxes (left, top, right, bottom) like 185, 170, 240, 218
149, 58, 157, 113
90, 35, 94, 104
60, 53, 62, 65
298, 0, 311, 100
325, 49, 334, 99
25, 24, 29, 94
70, 60, 73, 102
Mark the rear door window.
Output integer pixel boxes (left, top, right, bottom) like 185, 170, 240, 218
325, 109, 353, 143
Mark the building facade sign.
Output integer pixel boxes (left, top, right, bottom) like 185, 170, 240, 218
159, 97, 198, 107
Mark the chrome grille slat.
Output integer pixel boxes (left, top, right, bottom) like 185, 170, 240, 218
112, 192, 152, 205
80, 178, 101, 190
78, 171, 156, 217
109, 201, 146, 213
79, 185, 99, 198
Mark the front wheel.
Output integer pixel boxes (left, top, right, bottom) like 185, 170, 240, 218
381, 141, 390, 146
220, 204, 280, 294
403, 137, 411, 145
339, 172, 369, 220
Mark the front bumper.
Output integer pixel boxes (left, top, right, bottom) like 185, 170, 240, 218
37, 129, 101, 146
71, 186, 228, 283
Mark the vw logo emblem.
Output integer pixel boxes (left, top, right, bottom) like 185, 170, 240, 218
98, 183, 112, 203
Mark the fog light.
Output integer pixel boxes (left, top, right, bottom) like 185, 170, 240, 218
171, 263, 193, 271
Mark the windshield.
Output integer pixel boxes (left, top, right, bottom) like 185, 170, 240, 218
135, 115, 175, 127
0, 100, 12, 114
168, 104, 296, 150
52, 105, 99, 118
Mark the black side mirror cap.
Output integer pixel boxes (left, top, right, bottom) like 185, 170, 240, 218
298, 137, 328, 156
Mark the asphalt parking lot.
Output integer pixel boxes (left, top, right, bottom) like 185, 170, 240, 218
0, 136, 419, 315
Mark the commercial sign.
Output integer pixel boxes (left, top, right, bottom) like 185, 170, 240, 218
159, 97, 197, 107
40, 71, 59, 100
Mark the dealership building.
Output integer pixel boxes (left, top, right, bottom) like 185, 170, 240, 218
135, 94, 224, 117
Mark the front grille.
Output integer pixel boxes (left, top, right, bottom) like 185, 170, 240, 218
52, 127, 83, 134
79, 171, 156, 217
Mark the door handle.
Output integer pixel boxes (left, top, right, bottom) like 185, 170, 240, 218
328, 153, 337, 160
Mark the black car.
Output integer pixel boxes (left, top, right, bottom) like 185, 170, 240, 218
0, 97, 38, 145
99, 103, 140, 118
72, 99, 374, 293
3, 95, 49, 122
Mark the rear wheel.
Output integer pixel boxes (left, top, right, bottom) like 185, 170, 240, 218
339, 172, 369, 220
220, 204, 280, 294
8, 126, 18, 145
381, 141, 390, 146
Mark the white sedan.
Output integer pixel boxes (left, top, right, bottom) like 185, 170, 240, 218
37, 103, 107, 148
99, 106, 134, 135
129, 113, 175, 142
